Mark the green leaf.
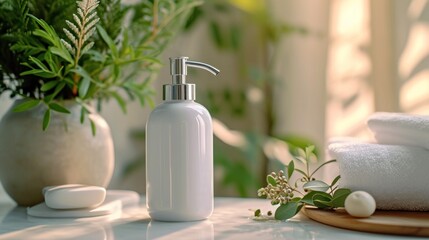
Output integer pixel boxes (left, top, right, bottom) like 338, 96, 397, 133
41, 81, 58, 92
72, 66, 103, 88
209, 21, 224, 49
32, 29, 54, 43
49, 103, 70, 114
29, 56, 49, 71
330, 175, 341, 187
297, 148, 306, 159
79, 77, 91, 98
115, 56, 160, 66
80, 106, 87, 124
96, 25, 118, 59
230, 25, 241, 51
146, 95, 155, 108
254, 209, 261, 217
90, 118, 96, 136
313, 193, 332, 209
313, 199, 332, 209
183, 6, 203, 31
266, 175, 276, 186
294, 156, 307, 164
44, 51, 57, 73
87, 50, 106, 62
20, 69, 57, 78
28, 15, 60, 46
121, 28, 130, 52
333, 188, 351, 199
313, 193, 332, 202
50, 47, 74, 64
305, 146, 316, 161
275, 134, 318, 157
296, 203, 304, 214
303, 180, 330, 192
42, 109, 51, 131
13, 99, 41, 112
275, 202, 300, 220
300, 191, 318, 205
306, 145, 315, 155
110, 91, 127, 113
287, 160, 294, 179
300, 191, 331, 205
45, 82, 66, 102
113, 64, 120, 81
331, 188, 352, 208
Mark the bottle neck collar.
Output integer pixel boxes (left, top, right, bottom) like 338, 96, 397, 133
163, 84, 196, 101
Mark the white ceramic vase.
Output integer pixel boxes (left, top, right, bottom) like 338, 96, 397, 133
0, 100, 114, 206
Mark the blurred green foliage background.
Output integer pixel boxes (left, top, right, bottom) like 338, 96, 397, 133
123, 0, 318, 197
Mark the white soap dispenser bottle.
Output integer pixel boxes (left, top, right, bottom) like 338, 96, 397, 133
146, 57, 220, 222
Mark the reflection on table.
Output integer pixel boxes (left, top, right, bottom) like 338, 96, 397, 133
0, 197, 418, 240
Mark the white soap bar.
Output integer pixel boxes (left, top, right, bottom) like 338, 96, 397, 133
43, 184, 106, 209
28, 190, 140, 218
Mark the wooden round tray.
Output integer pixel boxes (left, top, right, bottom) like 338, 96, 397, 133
302, 206, 429, 236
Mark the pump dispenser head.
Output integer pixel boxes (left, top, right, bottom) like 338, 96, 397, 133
163, 57, 220, 101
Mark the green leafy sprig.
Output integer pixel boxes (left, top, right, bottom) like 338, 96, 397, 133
256, 146, 351, 220
1, 0, 201, 131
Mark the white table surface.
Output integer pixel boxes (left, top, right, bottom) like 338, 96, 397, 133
0, 195, 421, 240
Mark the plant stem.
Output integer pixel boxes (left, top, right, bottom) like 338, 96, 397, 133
260, 29, 277, 187
306, 155, 310, 177
151, 0, 159, 38
141, 1, 201, 47
260, 52, 270, 187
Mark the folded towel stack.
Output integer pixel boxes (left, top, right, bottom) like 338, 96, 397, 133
329, 112, 429, 211
367, 112, 429, 150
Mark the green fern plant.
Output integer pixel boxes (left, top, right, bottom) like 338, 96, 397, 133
0, 0, 202, 131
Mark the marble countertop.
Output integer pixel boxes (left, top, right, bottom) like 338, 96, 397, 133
0, 195, 420, 240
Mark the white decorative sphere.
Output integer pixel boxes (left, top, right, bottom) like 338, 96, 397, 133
345, 191, 376, 217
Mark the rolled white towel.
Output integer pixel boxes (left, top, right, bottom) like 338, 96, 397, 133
367, 112, 429, 150
329, 141, 429, 211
